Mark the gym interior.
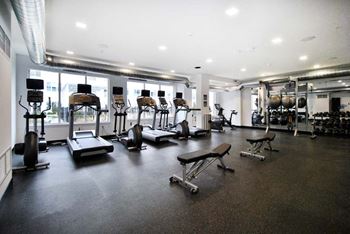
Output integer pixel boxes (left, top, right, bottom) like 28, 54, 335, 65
0, 1, 350, 233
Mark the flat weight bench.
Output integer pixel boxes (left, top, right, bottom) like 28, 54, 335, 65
170, 143, 234, 194
240, 132, 278, 161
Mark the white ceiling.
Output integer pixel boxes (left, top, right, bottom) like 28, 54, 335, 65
41, 0, 350, 80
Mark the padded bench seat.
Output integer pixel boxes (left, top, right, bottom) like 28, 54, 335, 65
246, 132, 276, 144
177, 143, 232, 164
171, 143, 233, 194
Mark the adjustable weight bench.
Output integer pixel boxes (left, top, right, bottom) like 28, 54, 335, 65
170, 143, 234, 194
240, 132, 278, 161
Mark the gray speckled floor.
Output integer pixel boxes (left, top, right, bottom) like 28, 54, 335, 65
1, 128, 350, 233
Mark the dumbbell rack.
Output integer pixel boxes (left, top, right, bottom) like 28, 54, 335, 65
311, 112, 350, 137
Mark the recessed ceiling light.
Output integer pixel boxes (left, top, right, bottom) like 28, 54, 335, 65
120, 68, 133, 73
206, 58, 213, 63
338, 80, 342, 83
170, 70, 175, 73
299, 55, 308, 61
47, 57, 52, 62
342, 83, 346, 85
225, 7, 239, 16
62, 59, 75, 65
313, 64, 320, 69
240, 68, 247, 72
66, 50, 74, 55
158, 45, 167, 51
75, 22, 87, 29
129, 62, 135, 66
161, 75, 170, 78
271, 37, 283, 44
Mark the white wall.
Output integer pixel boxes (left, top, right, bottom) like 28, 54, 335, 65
0, 0, 13, 201
240, 88, 253, 127
217, 90, 241, 126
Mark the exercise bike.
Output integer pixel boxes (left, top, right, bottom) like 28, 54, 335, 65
14, 79, 51, 171
111, 87, 144, 151
210, 104, 237, 131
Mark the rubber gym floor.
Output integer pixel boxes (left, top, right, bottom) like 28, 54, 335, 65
0, 128, 349, 233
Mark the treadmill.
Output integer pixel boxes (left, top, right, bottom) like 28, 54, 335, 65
173, 92, 209, 137
66, 84, 114, 159
137, 89, 176, 142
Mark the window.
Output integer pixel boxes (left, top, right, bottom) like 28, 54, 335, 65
160, 84, 174, 116
29, 69, 110, 124
126, 81, 175, 120
127, 81, 144, 120
30, 70, 59, 124
87, 76, 109, 122
61, 73, 86, 123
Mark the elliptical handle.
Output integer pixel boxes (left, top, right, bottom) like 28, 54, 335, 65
42, 97, 52, 113
18, 95, 29, 112
124, 99, 131, 112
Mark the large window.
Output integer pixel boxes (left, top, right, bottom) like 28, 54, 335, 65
30, 70, 110, 124
127, 81, 175, 120
30, 70, 59, 124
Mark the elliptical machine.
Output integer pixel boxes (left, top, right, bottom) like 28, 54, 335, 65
157, 91, 189, 139
210, 104, 237, 132
14, 79, 51, 171
111, 87, 144, 151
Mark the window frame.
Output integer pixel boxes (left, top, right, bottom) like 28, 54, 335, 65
29, 69, 111, 125
126, 80, 176, 120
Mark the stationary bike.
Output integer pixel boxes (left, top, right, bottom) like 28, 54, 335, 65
111, 86, 144, 151
14, 79, 51, 171
210, 104, 237, 131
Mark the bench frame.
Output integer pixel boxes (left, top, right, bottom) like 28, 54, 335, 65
240, 134, 278, 161
170, 149, 234, 194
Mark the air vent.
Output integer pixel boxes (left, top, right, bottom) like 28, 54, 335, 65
0, 25, 10, 58
301, 36, 316, 42
317, 94, 328, 99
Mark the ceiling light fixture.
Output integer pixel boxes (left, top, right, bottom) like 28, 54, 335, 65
120, 68, 133, 73
225, 7, 239, 16
158, 45, 167, 51
66, 50, 74, 55
206, 58, 213, 63
129, 62, 135, 66
313, 64, 320, 69
240, 68, 247, 72
271, 37, 283, 44
75, 22, 87, 29
299, 55, 308, 61
342, 83, 346, 85
62, 59, 75, 65
161, 75, 170, 78
170, 70, 175, 73
338, 80, 342, 83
